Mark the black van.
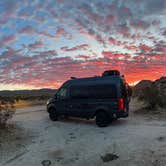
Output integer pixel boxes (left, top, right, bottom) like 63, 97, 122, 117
46, 70, 132, 127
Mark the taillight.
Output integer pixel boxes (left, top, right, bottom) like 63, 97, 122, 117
118, 98, 124, 111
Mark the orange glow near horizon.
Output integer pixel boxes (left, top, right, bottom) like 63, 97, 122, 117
0, 72, 164, 90
0, 83, 37, 91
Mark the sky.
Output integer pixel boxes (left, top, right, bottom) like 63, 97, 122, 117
0, 0, 165, 90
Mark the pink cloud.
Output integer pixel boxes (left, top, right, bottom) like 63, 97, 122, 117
152, 19, 160, 26
1, 51, 165, 88
0, 35, 16, 46
139, 44, 152, 52
19, 26, 34, 34
28, 40, 44, 49
105, 15, 115, 25
55, 27, 72, 39
130, 19, 150, 30
125, 45, 138, 51
108, 37, 117, 45
102, 51, 114, 58
0, 47, 21, 58
61, 44, 89, 52
80, 6, 104, 26
117, 25, 131, 38
119, 6, 132, 18
37, 50, 57, 58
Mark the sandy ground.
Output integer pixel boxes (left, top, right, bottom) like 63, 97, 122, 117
0, 104, 166, 166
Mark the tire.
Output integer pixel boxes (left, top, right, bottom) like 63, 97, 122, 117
95, 111, 110, 127
49, 109, 58, 121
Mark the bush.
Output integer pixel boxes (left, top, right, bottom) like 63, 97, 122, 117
138, 84, 166, 110
0, 98, 15, 127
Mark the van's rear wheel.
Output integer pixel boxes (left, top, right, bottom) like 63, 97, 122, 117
95, 112, 110, 127
49, 109, 58, 121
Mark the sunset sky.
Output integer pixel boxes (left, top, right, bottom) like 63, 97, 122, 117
0, 0, 165, 90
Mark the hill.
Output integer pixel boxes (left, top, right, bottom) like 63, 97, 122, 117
154, 77, 166, 94
0, 88, 57, 96
133, 76, 166, 109
133, 77, 166, 97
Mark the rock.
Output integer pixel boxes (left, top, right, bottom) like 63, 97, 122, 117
101, 153, 119, 162
41, 160, 51, 166
157, 136, 166, 142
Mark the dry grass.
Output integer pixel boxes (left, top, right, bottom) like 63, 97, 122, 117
0, 124, 33, 160
130, 97, 147, 112
14, 100, 46, 109
130, 97, 166, 120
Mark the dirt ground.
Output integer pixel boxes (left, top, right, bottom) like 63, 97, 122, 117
0, 103, 166, 166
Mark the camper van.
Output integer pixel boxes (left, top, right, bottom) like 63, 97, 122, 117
46, 70, 132, 127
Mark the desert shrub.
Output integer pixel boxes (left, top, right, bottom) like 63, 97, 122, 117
0, 97, 15, 127
138, 84, 165, 110
158, 93, 166, 108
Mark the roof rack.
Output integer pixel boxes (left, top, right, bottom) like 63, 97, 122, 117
102, 70, 120, 76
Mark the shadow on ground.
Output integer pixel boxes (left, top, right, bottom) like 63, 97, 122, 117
50, 116, 127, 127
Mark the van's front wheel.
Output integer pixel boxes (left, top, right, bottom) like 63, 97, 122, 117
95, 112, 110, 127
49, 109, 58, 121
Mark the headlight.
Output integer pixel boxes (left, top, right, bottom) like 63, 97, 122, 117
46, 99, 50, 105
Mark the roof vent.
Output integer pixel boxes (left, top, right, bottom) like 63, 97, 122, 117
71, 77, 77, 79
102, 70, 120, 76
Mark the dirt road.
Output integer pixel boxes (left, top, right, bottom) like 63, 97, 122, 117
1, 105, 166, 166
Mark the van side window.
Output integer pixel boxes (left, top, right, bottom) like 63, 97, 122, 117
89, 84, 117, 98
57, 88, 68, 99
70, 86, 89, 99
70, 84, 117, 99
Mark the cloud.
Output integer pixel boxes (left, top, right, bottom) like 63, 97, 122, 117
152, 19, 160, 26
162, 30, 166, 36
19, 25, 55, 38
153, 41, 166, 53
36, 50, 58, 59
27, 40, 44, 49
0, 0, 165, 89
79, 3, 104, 26
125, 45, 138, 51
130, 19, 150, 30
55, 27, 72, 39
0, 48, 165, 88
19, 26, 35, 34
139, 44, 152, 52
0, 34, 16, 47
61, 44, 89, 52
0, 0, 19, 17
0, 47, 21, 59
18, 6, 35, 17
104, 15, 115, 26
144, 0, 166, 13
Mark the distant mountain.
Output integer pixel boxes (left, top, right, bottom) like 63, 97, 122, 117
135, 80, 153, 89
133, 76, 166, 96
0, 88, 57, 96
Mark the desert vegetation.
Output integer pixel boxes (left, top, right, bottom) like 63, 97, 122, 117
138, 84, 166, 109
0, 97, 15, 127
0, 89, 56, 127
133, 77, 166, 111
0, 89, 56, 108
